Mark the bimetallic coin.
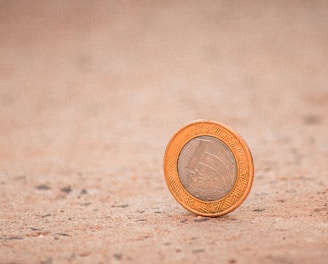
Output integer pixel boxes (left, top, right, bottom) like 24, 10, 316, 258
163, 120, 254, 217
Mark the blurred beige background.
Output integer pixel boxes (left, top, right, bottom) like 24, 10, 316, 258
0, 1, 327, 263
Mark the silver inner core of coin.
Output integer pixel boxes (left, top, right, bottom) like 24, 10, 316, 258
177, 135, 237, 201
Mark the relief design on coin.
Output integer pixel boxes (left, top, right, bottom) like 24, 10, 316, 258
163, 120, 254, 217
178, 136, 237, 201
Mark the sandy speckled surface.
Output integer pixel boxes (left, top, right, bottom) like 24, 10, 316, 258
0, 1, 327, 263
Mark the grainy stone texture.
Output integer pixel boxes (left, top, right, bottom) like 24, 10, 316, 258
0, 1, 327, 263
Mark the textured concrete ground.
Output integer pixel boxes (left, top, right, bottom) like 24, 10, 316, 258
0, 1, 327, 263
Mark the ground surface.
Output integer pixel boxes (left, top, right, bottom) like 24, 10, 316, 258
0, 1, 327, 263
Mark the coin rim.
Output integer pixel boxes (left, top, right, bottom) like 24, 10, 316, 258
163, 120, 254, 217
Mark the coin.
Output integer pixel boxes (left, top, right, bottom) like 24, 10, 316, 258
163, 120, 254, 217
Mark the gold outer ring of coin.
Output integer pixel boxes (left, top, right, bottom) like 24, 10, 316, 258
163, 120, 254, 217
